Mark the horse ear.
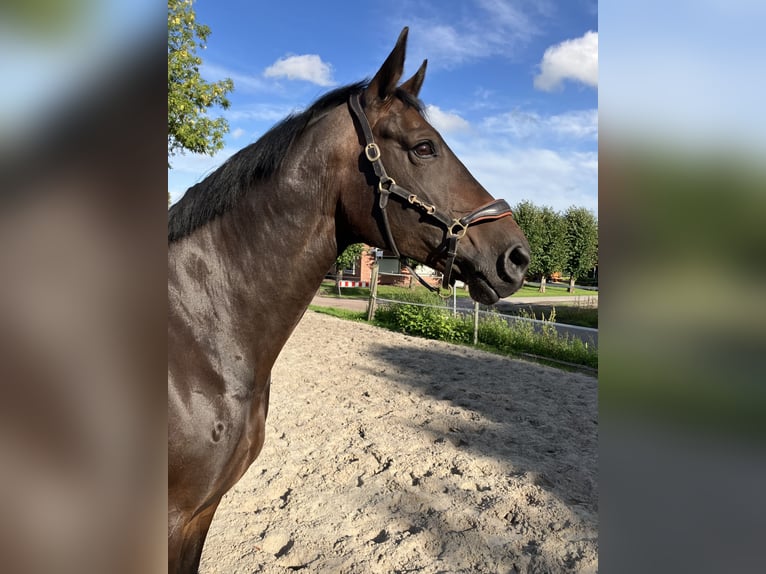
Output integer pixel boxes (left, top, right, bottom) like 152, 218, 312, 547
399, 59, 427, 98
365, 27, 409, 103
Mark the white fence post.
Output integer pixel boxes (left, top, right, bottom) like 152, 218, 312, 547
452, 287, 457, 317
473, 300, 480, 345
366, 263, 379, 321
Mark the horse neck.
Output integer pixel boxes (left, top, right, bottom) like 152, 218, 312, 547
169, 175, 340, 368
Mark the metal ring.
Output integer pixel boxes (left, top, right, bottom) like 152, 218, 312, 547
437, 284, 453, 299
447, 220, 468, 239
378, 177, 396, 192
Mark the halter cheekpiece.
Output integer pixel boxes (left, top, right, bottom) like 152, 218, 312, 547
348, 93, 514, 296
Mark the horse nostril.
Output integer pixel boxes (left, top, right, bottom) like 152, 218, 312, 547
508, 244, 530, 270
498, 243, 530, 287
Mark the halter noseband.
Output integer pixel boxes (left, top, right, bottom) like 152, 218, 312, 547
348, 93, 514, 296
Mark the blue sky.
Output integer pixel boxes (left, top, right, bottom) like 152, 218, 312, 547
168, 0, 599, 214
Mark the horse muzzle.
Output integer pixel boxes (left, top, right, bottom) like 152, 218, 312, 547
499, 242, 530, 291
454, 235, 530, 305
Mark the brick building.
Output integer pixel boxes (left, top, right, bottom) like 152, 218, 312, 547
337, 245, 442, 288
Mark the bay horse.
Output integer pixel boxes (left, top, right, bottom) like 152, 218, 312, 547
168, 28, 529, 573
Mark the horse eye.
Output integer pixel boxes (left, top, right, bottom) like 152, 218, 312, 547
413, 141, 435, 157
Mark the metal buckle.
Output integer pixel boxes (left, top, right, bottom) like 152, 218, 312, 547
447, 219, 468, 239
378, 176, 396, 192
407, 194, 436, 214
365, 143, 381, 162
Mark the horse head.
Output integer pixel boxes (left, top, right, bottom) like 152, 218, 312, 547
339, 28, 530, 305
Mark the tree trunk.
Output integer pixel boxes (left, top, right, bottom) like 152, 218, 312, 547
568, 275, 576, 293
539, 275, 546, 293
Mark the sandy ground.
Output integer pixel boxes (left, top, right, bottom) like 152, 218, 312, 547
199, 311, 598, 573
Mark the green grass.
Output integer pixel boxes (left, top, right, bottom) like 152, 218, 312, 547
317, 283, 369, 298
514, 304, 598, 329
511, 283, 598, 297
317, 282, 437, 299
553, 306, 598, 329
308, 305, 367, 322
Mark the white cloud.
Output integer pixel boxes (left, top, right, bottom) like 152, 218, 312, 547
547, 109, 599, 138
426, 105, 471, 134
477, 0, 533, 29
413, 25, 489, 66
202, 63, 270, 93
224, 103, 294, 123
231, 127, 245, 139
483, 109, 598, 140
264, 54, 335, 86
439, 128, 597, 214
403, 1, 540, 69
534, 31, 598, 91
460, 145, 598, 214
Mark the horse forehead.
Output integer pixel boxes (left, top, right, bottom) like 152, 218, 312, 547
407, 116, 426, 130
399, 104, 428, 128
380, 106, 429, 135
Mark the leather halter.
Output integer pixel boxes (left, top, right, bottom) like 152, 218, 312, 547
348, 93, 514, 295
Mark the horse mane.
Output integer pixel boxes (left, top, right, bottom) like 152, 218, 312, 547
168, 81, 425, 242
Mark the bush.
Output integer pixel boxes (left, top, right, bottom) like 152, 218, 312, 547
374, 291, 471, 344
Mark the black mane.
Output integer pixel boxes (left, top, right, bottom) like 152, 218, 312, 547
168, 81, 424, 242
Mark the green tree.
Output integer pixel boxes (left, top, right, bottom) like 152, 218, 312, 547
334, 243, 366, 293
563, 206, 598, 292
513, 200, 541, 279
168, 0, 234, 163
514, 202, 567, 292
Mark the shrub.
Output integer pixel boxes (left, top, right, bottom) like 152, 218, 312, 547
374, 291, 470, 343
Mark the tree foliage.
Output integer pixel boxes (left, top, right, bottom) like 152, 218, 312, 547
168, 0, 233, 163
335, 243, 366, 272
563, 206, 598, 287
513, 201, 568, 292
332, 243, 366, 294
513, 201, 540, 274
536, 206, 568, 286
514, 201, 599, 291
